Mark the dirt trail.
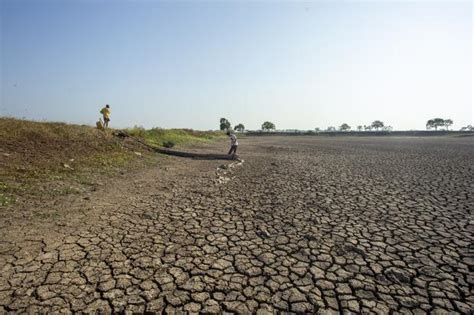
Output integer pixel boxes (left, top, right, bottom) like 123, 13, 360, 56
1, 136, 473, 313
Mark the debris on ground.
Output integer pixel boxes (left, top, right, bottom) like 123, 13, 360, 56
257, 227, 271, 239
62, 163, 74, 170
215, 159, 244, 185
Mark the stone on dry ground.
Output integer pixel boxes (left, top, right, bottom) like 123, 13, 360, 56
0, 136, 473, 314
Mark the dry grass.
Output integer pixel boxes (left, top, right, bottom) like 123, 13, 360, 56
0, 118, 101, 141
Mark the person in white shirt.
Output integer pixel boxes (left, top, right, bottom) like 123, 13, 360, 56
227, 131, 238, 155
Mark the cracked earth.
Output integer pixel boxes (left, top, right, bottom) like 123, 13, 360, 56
1, 136, 473, 314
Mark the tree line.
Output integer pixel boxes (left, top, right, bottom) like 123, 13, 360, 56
319, 120, 391, 132
322, 118, 472, 132
221, 117, 473, 132
220, 118, 276, 132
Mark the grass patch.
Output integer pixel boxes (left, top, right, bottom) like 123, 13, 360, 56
0, 182, 14, 206
0, 194, 13, 206
126, 126, 224, 147
82, 151, 134, 169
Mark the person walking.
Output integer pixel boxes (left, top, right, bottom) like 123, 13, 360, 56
227, 131, 238, 156
100, 104, 111, 128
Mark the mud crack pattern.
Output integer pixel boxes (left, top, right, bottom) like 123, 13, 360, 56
1, 136, 473, 314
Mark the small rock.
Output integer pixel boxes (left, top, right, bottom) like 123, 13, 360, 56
63, 163, 74, 170
257, 228, 271, 239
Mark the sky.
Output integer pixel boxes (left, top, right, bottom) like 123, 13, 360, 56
1, 0, 472, 131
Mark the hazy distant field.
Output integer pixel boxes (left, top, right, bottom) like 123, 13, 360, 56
1, 135, 472, 313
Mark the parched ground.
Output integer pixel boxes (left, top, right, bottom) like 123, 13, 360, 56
1, 136, 473, 314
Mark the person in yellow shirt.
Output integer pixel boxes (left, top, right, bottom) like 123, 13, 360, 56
100, 104, 111, 128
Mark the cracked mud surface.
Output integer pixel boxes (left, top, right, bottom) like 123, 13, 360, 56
1, 136, 473, 314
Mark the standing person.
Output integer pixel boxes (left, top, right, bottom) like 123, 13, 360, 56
100, 104, 111, 128
227, 131, 238, 155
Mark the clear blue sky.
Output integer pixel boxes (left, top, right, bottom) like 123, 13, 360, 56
1, 0, 472, 130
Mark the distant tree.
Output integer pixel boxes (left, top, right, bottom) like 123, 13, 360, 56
219, 118, 231, 131
460, 125, 473, 131
383, 126, 393, 131
357, 125, 363, 132
364, 125, 372, 131
444, 119, 453, 130
426, 118, 445, 131
327, 126, 336, 132
371, 120, 384, 131
261, 121, 276, 131
426, 119, 434, 130
433, 118, 445, 130
234, 123, 245, 132
314, 127, 321, 132
339, 123, 351, 131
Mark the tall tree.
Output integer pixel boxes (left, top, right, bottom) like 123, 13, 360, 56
339, 123, 351, 131
357, 125, 363, 132
371, 120, 384, 131
426, 118, 445, 131
426, 119, 434, 130
219, 118, 231, 131
261, 121, 276, 131
234, 123, 245, 132
444, 119, 453, 130
433, 118, 445, 130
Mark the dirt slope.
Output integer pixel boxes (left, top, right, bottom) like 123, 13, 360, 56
0, 118, 222, 213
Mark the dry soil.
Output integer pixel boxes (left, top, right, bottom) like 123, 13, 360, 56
0, 136, 473, 314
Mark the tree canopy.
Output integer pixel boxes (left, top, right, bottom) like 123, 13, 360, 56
371, 120, 384, 130
444, 119, 453, 130
426, 118, 449, 131
219, 118, 231, 131
261, 121, 276, 131
339, 123, 351, 131
234, 123, 245, 132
